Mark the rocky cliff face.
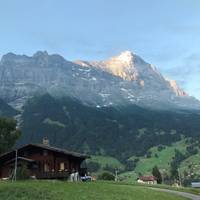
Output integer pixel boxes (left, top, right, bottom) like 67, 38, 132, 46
0, 50, 199, 110
77, 51, 187, 96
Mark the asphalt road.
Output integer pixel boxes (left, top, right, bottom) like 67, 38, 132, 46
150, 188, 200, 200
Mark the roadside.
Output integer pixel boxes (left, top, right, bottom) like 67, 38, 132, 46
150, 188, 200, 200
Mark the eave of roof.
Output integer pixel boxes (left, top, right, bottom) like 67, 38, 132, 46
5, 156, 36, 164
0, 143, 90, 160
28, 143, 90, 159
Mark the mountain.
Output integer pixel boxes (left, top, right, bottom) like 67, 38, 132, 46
1, 50, 200, 181
0, 51, 199, 110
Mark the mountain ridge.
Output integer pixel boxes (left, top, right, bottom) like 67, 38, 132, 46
0, 50, 199, 111
76, 51, 187, 97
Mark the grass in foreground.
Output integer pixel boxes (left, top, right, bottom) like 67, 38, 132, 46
0, 181, 189, 200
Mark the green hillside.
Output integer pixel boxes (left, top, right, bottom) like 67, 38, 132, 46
0, 181, 188, 200
89, 155, 125, 170
180, 153, 200, 172
84, 138, 200, 186
119, 138, 200, 184
134, 139, 187, 174
179, 152, 200, 183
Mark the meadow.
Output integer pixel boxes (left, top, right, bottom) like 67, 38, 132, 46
0, 181, 190, 200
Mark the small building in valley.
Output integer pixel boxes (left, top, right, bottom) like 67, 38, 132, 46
191, 182, 200, 188
137, 176, 157, 184
0, 139, 89, 180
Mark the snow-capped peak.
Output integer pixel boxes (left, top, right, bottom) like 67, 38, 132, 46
92, 51, 138, 81
75, 51, 162, 81
74, 51, 187, 98
116, 51, 134, 64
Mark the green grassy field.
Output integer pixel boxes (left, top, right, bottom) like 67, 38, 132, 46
0, 181, 189, 200
134, 139, 187, 174
119, 139, 199, 182
180, 153, 200, 175
86, 139, 200, 183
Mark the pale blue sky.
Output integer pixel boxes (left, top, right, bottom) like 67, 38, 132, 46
0, 0, 200, 98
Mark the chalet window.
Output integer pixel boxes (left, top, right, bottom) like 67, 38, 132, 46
60, 162, 65, 171
23, 151, 29, 157
44, 163, 50, 172
43, 150, 48, 156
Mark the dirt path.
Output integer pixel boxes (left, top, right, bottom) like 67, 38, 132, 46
150, 188, 200, 200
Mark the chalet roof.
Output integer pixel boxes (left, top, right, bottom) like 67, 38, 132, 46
0, 143, 90, 163
139, 176, 157, 181
27, 143, 90, 159
5, 156, 36, 164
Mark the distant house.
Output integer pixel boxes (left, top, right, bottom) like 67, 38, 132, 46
191, 182, 200, 188
0, 138, 89, 180
137, 176, 157, 184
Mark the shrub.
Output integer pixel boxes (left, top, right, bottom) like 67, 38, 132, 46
157, 145, 165, 152
16, 163, 30, 180
186, 145, 198, 156
98, 172, 115, 181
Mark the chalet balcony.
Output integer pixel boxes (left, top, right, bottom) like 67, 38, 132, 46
35, 171, 70, 179
35, 168, 87, 179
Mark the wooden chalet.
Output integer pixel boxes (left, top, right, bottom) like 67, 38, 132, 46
0, 139, 89, 180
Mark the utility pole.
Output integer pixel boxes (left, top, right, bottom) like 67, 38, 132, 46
13, 149, 18, 182
178, 168, 182, 187
115, 168, 118, 182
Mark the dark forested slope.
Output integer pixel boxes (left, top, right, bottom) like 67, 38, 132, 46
19, 94, 200, 161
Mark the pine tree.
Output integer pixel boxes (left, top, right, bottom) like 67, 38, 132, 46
152, 165, 162, 184
0, 118, 21, 154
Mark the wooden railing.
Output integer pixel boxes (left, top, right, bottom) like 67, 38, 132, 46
35, 168, 87, 179
36, 171, 69, 179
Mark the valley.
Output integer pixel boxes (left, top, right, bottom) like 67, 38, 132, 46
0, 51, 200, 186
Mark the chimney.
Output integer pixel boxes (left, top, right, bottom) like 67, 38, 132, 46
42, 137, 50, 146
